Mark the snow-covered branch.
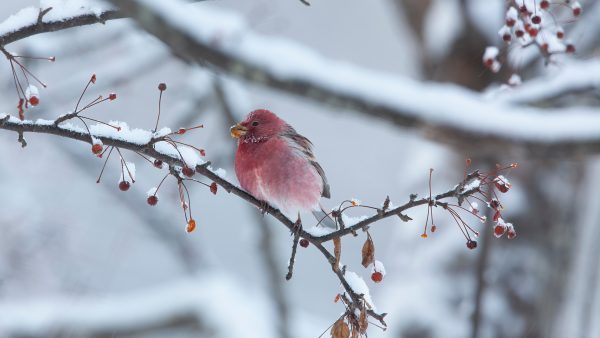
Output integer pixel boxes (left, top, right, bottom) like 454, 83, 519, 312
0, 110, 507, 330
0, 5, 121, 47
105, 0, 600, 158
495, 60, 600, 105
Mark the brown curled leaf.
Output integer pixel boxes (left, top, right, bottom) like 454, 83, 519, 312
361, 233, 375, 268
333, 237, 342, 272
359, 308, 368, 334
331, 318, 350, 338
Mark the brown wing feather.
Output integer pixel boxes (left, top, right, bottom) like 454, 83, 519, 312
282, 127, 331, 199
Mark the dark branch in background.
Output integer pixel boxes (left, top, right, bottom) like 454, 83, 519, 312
103, 0, 600, 159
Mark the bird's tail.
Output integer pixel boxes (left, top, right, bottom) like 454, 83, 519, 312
312, 205, 337, 229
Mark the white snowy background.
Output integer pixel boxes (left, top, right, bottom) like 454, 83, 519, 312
1, 0, 599, 338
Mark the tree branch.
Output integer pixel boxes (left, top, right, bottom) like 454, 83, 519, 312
0, 9, 123, 47
0, 112, 493, 328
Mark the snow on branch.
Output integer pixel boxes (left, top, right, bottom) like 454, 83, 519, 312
0, 4, 122, 47
103, 0, 600, 158
494, 59, 600, 105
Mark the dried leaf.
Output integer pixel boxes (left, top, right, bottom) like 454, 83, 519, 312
359, 308, 368, 334
333, 237, 342, 272
361, 234, 375, 268
351, 325, 359, 338
331, 318, 350, 338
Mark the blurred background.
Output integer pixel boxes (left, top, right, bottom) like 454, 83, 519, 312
1, 0, 599, 337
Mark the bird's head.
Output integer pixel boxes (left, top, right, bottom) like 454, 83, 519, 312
230, 109, 286, 141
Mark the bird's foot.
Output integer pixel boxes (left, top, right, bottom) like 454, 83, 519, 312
258, 201, 269, 215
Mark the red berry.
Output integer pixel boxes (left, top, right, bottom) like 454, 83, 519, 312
506, 18, 516, 27
528, 28, 538, 37
493, 210, 502, 222
494, 225, 506, 237
210, 182, 218, 195
531, 15, 541, 24
566, 44, 576, 53
158, 83, 167, 91
119, 181, 130, 191
299, 238, 309, 248
109, 93, 117, 100
541, 0, 550, 9
489, 199, 500, 210
153, 159, 163, 169
507, 228, 517, 239
503, 33, 512, 42
431, 224, 437, 233
519, 5, 528, 13
484, 58, 494, 68
178, 128, 186, 134
466, 240, 478, 250
557, 31, 564, 39
147, 195, 158, 206
371, 271, 383, 283
542, 43, 549, 52
515, 29, 525, 38
494, 178, 511, 193
91, 143, 103, 155
91, 74, 97, 84
28, 96, 39, 106
573, 7, 581, 16
182, 166, 195, 177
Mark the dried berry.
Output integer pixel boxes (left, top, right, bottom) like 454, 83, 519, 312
186, 219, 196, 233
299, 238, 309, 248
466, 240, 478, 250
153, 159, 163, 169
119, 181, 130, 191
147, 195, 158, 206
91, 143, 103, 155
158, 83, 167, 91
182, 166, 195, 177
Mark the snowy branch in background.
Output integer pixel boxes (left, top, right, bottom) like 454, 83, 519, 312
492, 59, 600, 105
0, 275, 273, 338
103, 0, 600, 158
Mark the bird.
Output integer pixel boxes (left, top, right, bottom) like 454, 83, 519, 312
231, 109, 335, 228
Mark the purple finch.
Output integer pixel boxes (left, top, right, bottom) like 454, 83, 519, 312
231, 109, 334, 227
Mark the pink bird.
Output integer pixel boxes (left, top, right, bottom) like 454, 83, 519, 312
231, 109, 334, 227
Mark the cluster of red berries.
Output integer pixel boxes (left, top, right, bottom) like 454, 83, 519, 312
486, 0, 580, 73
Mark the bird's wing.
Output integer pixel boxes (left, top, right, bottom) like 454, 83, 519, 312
282, 128, 331, 199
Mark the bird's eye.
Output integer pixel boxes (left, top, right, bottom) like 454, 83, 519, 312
252, 121, 259, 126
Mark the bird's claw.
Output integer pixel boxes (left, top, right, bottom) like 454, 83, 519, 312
258, 201, 269, 215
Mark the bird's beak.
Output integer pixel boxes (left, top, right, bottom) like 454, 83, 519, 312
230, 124, 248, 139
